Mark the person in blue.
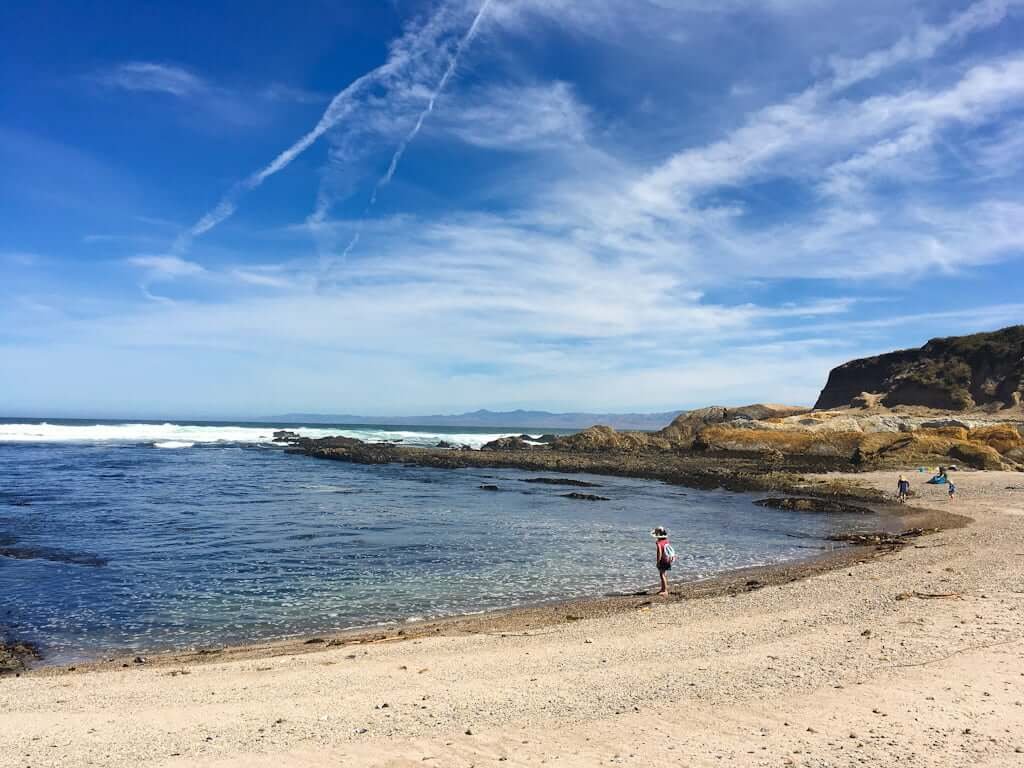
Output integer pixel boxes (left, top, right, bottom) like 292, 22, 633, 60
897, 474, 910, 503
948, 480, 957, 501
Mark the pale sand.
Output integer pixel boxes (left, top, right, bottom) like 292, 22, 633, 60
2, 471, 1023, 767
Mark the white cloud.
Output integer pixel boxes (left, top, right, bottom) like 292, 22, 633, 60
633, 53, 1024, 211
90, 61, 327, 134
12, 0, 1023, 414
127, 255, 206, 279
229, 268, 295, 289
438, 81, 589, 150
966, 118, 1024, 176
94, 62, 207, 97
828, 0, 1022, 90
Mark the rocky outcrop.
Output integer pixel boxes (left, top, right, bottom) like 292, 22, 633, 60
654, 404, 807, 444
479, 436, 535, 451
286, 332, 1024, 477
549, 425, 671, 453
291, 407, 1022, 472
1, 639, 39, 676
815, 325, 1024, 411
285, 436, 397, 463
539, 410, 801, 454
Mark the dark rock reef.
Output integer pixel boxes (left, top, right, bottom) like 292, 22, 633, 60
754, 497, 873, 514
0, 639, 40, 676
290, 434, 890, 499
814, 325, 1024, 411
480, 436, 536, 451
520, 477, 603, 487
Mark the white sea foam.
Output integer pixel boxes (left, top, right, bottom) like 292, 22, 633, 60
0, 421, 537, 449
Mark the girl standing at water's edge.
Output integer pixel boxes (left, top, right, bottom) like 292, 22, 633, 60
651, 526, 676, 596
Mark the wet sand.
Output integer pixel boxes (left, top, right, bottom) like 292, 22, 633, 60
1, 471, 1022, 767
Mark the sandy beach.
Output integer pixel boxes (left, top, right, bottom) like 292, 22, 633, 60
2, 470, 1023, 767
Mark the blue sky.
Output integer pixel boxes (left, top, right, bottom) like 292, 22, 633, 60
2, 0, 1024, 418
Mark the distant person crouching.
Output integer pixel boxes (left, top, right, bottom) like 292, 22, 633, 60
651, 526, 676, 596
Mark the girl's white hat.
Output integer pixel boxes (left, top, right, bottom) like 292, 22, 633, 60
650, 526, 668, 538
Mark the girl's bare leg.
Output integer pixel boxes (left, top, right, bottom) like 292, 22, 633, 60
658, 571, 668, 595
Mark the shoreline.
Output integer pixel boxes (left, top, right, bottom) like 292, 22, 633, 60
10, 493, 966, 677
2, 469, 1019, 768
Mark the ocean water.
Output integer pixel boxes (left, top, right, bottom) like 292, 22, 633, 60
0, 420, 871, 663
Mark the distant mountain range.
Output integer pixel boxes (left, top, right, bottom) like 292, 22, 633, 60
269, 409, 685, 431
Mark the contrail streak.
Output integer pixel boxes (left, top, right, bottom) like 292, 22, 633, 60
315, 0, 491, 274
372, 0, 492, 205
177, 0, 455, 249
175, 72, 378, 252
178, 0, 491, 271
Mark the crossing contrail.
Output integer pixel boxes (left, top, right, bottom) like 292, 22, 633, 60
312, 0, 491, 275
178, 0, 488, 252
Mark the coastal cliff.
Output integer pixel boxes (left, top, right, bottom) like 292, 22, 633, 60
814, 325, 1024, 411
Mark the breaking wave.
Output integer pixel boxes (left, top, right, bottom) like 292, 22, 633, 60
0, 421, 536, 450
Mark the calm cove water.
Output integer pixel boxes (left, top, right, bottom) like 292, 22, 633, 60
0, 420, 871, 663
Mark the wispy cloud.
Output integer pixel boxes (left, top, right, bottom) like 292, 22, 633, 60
633, 53, 1024, 211
437, 81, 588, 150
827, 0, 1022, 90
127, 255, 206, 280
90, 61, 327, 130
6, 0, 1024, 415
229, 267, 296, 289
93, 62, 207, 97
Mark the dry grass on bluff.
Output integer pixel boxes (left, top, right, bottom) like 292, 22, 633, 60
694, 424, 1023, 470
543, 411, 1024, 471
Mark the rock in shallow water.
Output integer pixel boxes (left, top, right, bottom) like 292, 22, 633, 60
0, 639, 40, 676
520, 477, 602, 487
754, 497, 874, 515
